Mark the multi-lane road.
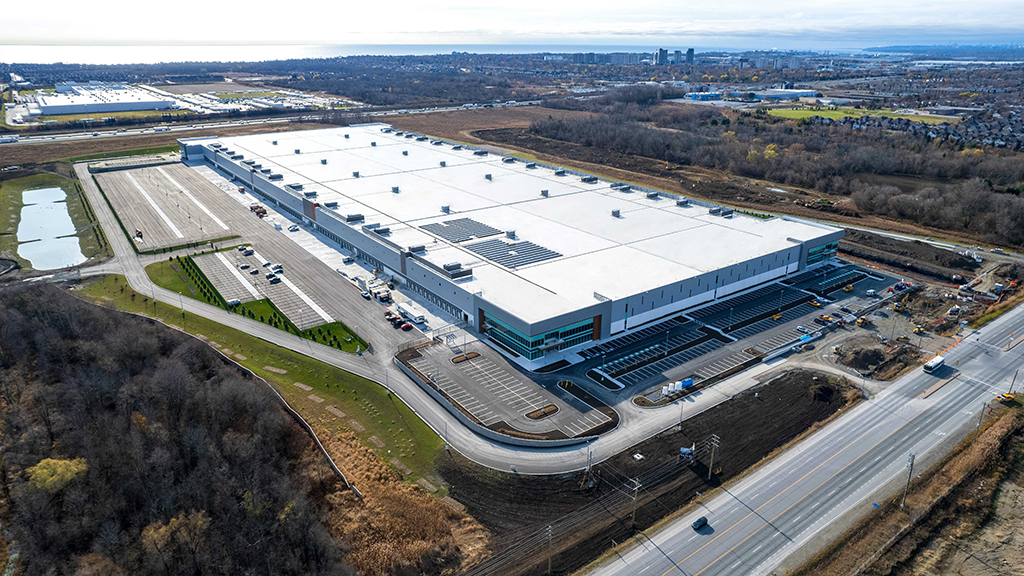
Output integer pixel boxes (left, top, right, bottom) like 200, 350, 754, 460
588, 312, 1023, 576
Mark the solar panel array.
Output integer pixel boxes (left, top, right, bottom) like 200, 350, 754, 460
464, 238, 563, 268
420, 218, 502, 243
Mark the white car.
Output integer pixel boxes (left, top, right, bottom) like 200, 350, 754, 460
796, 326, 809, 334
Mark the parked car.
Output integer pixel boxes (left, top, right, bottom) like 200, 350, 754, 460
269, 277, 281, 284
239, 264, 250, 270
401, 323, 413, 331
796, 325, 809, 334
249, 269, 259, 275
692, 516, 708, 531
361, 291, 371, 299
237, 246, 247, 252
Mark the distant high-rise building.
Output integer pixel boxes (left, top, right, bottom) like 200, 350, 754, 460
686, 48, 694, 65
673, 50, 683, 65
654, 48, 669, 65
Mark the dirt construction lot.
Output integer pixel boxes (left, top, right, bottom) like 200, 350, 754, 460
444, 369, 858, 576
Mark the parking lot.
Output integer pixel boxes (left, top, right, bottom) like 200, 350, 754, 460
408, 339, 611, 438
94, 167, 232, 250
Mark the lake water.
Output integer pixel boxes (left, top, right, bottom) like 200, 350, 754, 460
17, 187, 88, 270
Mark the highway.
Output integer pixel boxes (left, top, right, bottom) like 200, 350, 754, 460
587, 312, 1023, 576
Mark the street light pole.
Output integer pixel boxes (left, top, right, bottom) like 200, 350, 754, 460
901, 453, 915, 508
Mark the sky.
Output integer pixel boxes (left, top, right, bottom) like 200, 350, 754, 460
2, 0, 1022, 50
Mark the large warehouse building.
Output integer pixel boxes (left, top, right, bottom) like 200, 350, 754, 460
180, 125, 842, 364
27, 82, 175, 116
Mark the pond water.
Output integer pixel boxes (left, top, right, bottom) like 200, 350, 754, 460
17, 187, 88, 270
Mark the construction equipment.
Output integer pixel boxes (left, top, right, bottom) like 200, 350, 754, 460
894, 293, 910, 313
856, 317, 871, 327
913, 325, 925, 334
997, 393, 1015, 403
842, 285, 853, 292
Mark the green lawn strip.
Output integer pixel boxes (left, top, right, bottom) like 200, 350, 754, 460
77, 274, 444, 484
146, 257, 365, 353
60, 144, 180, 163
768, 107, 957, 125
39, 109, 191, 124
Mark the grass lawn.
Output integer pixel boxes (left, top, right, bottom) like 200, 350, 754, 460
216, 91, 281, 100
145, 257, 367, 353
59, 144, 180, 163
0, 173, 112, 268
77, 274, 445, 485
38, 109, 192, 124
768, 107, 959, 125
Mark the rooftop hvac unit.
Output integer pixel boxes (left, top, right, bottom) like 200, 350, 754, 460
439, 161, 446, 167
676, 198, 689, 206
709, 207, 722, 215
210, 143, 223, 148
344, 134, 350, 138
352, 171, 360, 178
619, 186, 631, 192
441, 205, 450, 213
611, 209, 621, 218
321, 159, 327, 165
260, 168, 272, 174
371, 142, 376, 146
452, 145, 463, 150
395, 131, 404, 136
525, 162, 537, 169
646, 192, 659, 199
409, 245, 426, 253
345, 213, 364, 222
502, 157, 515, 164
473, 150, 488, 156
391, 186, 400, 193
431, 140, 444, 145
554, 169, 566, 176
485, 174, 492, 180
402, 150, 408, 156
540, 190, 549, 197
720, 207, 734, 216
374, 227, 390, 235
269, 174, 283, 181
382, 128, 392, 133
416, 136, 428, 141
323, 201, 338, 208
362, 223, 380, 230
242, 159, 255, 165
506, 230, 516, 239
295, 149, 301, 154
581, 175, 598, 183
405, 134, 414, 139
443, 262, 462, 271
304, 191, 317, 198
451, 268, 473, 279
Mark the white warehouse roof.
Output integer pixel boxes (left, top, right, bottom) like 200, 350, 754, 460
205, 125, 839, 323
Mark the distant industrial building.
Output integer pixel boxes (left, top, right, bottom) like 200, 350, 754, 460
728, 89, 818, 101
27, 82, 175, 116
180, 125, 840, 364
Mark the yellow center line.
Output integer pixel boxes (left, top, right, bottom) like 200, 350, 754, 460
691, 408, 929, 576
654, 408, 917, 576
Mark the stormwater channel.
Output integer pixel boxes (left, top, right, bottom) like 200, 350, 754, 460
16, 187, 87, 270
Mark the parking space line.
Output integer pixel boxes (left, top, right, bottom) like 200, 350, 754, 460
156, 167, 229, 230
125, 173, 184, 238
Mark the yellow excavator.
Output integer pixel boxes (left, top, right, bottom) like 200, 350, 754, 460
894, 294, 910, 313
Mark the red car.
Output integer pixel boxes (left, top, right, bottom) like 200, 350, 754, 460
401, 323, 413, 331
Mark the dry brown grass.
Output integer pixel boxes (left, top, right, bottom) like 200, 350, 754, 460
305, 427, 491, 576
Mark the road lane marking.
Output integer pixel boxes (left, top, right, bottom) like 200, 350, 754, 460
125, 172, 183, 238
691, 409, 931, 576
654, 410, 911, 576
156, 167, 229, 230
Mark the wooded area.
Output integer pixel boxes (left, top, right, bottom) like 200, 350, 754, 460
534, 89, 1024, 246
0, 284, 354, 575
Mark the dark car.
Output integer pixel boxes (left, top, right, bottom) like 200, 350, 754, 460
692, 516, 708, 531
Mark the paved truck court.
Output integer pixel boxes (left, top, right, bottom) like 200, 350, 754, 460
94, 167, 232, 250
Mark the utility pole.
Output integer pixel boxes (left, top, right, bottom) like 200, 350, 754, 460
546, 525, 553, 574
975, 401, 988, 442
1010, 369, 1019, 394
630, 478, 642, 526
901, 453, 915, 508
708, 434, 721, 481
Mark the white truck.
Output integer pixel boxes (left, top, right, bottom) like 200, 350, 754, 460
397, 301, 426, 324
0, 135, 20, 144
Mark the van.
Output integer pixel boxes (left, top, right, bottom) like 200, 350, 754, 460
866, 289, 877, 297
342, 256, 354, 264
226, 299, 241, 307
243, 249, 254, 256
